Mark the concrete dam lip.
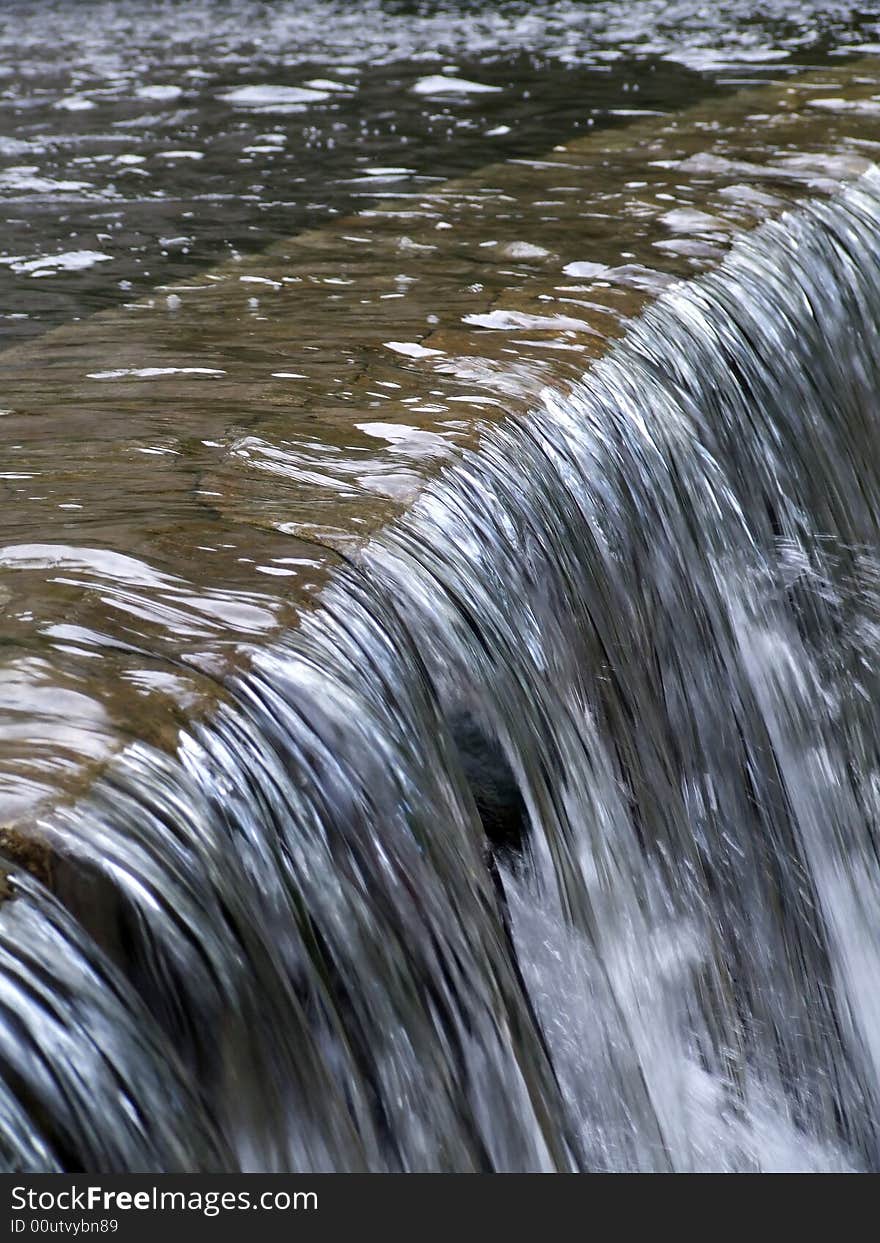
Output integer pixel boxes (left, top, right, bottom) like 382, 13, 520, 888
1, 59, 879, 873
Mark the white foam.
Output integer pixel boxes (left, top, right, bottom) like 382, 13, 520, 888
1, 250, 112, 276
218, 85, 330, 110
356, 421, 419, 442
463, 310, 595, 332
411, 75, 502, 96
0, 138, 41, 156
562, 261, 610, 278
660, 207, 729, 233
135, 84, 183, 102
503, 242, 551, 260
87, 367, 226, 380
0, 544, 171, 587
304, 78, 354, 92
663, 45, 790, 71
363, 166, 415, 177
53, 96, 95, 112
384, 341, 445, 359
807, 96, 880, 115
0, 168, 91, 195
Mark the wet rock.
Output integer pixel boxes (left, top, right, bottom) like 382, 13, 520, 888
0, 826, 53, 892
448, 709, 528, 858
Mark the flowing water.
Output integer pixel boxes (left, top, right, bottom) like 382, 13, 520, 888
4, 1, 880, 1173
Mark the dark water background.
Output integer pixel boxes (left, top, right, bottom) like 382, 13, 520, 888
1, 0, 879, 343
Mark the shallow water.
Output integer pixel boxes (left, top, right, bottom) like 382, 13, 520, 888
3, 0, 880, 1173
3, 51, 880, 827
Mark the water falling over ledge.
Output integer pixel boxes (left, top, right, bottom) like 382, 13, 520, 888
4, 165, 880, 1172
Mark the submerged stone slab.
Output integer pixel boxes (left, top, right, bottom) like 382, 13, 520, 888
0, 60, 879, 846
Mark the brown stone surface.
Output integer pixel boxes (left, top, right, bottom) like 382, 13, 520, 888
0, 61, 879, 854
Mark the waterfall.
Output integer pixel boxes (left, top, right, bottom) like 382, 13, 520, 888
3, 167, 880, 1172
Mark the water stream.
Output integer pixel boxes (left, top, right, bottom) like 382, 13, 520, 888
3, 166, 880, 1170
4, 1, 880, 1174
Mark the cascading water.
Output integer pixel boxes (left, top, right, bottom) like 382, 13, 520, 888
3, 167, 880, 1173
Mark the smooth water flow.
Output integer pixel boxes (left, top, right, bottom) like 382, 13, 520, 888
3, 167, 880, 1172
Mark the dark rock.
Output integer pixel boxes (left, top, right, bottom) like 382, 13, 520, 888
447, 709, 528, 858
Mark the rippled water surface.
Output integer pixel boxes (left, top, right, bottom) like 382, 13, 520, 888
2, 0, 880, 340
